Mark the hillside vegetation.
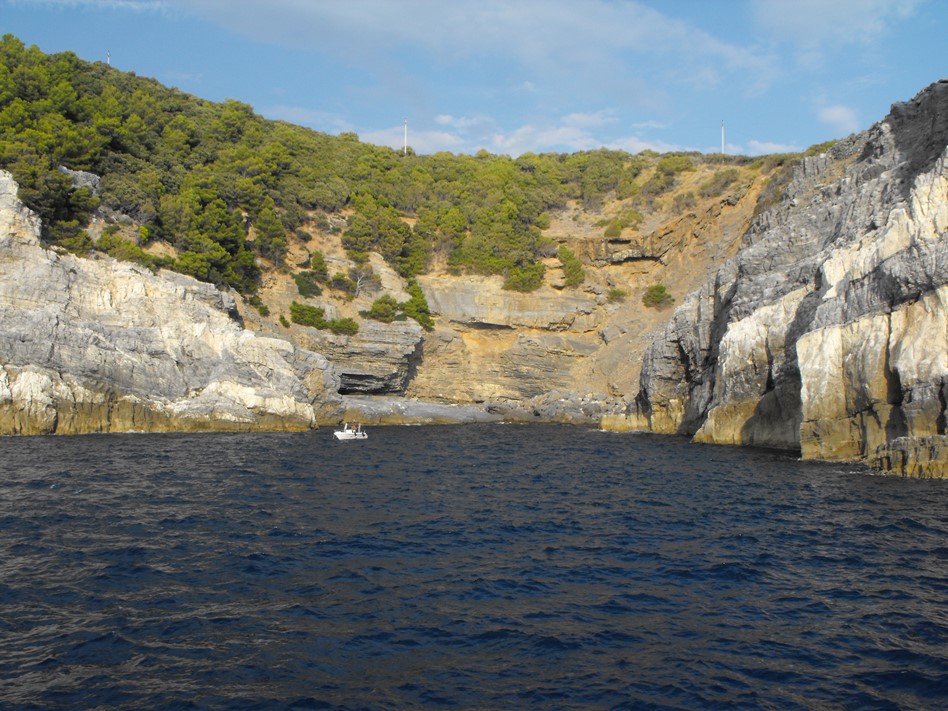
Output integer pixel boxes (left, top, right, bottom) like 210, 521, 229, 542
0, 34, 826, 310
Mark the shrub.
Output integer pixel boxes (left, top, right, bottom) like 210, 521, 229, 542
656, 154, 695, 175
293, 270, 323, 298
400, 279, 434, 329
289, 301, 326, 328
174, 251, 211, 280
558, 246, 584, 288
366, 294, 399, 322
330, 272, 357, 295
602, 208, 643, 239
804, 139, 838, 156
279, 315, 290, 328
754, 158, 802, 218
327, 317, 359, 335
700, 168, 740, 198
640, 170, 677, 198
309, 250, 329, 282
96, 233, 171, 271
642, 284, 674, 308
289, 301, 359, 335
670, 191, 696, 213
607, 287, 627, 303
618, 208, 643, 230
247, 294, 268, 316
503, 262, 545, 292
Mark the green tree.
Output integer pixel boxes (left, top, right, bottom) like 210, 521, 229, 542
366, 293, 399, 322
327, 317, 359, 335
253, 196, 287, 263
175, 251, 212, 280
330, 271, 357, 295
400, 279, 434, 329
503, 262, 545, 292
293, 270, 322, 298
643, 283, 675, 308
289, 301, 327, 328
558, 246, 584, 288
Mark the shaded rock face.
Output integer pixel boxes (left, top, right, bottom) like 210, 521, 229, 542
0, 171, 342, 434
294, 319, 423, 395
616, 80, 948, 476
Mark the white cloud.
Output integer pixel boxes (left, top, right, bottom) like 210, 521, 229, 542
144, 0, 787, 156
818, 105, 861, 135
750, 0, 920, 65
630, 120, 668, 131
170, 0, 775, 94
746, 139, 801, 155
562, 110, 619, 129
434, 114, 493, 131
471, 113, 681, 156
362, 125, 464, 154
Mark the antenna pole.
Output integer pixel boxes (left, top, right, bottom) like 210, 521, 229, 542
403, 119, 408, 156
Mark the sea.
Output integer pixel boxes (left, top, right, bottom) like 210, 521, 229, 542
1, 423, 947, 710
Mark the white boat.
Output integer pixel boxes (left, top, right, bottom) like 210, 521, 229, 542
333, 422, 367, 440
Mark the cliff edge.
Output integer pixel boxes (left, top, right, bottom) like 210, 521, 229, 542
605, 80, 948, 477
0, 170, 343, 433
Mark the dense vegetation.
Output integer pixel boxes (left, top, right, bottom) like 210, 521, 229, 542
363, 280, 434, 329
0, 34, 818, 301
289, 301, 359, 335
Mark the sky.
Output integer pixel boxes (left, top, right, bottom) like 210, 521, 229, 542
1, 0, 945, 157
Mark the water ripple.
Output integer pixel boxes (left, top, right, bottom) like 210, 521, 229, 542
1, 425, 947, 708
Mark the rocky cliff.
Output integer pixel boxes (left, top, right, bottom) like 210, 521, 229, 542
4, 79, 947, 478
604, 80, 948, 477
0, 170, 344, 433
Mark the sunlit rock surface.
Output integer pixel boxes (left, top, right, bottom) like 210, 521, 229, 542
609, 80, 948, 476
0, 170, 342, 433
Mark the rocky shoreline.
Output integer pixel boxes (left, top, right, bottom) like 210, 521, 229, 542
2, 81, 948, 477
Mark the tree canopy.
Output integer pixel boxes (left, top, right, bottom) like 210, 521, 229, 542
0, 34, 787, 294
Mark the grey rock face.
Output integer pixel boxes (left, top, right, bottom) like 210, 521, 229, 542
621, 80, 948, 475
419, 275, 600, 331
0, 170, 343, 433
295, 319, 424, 394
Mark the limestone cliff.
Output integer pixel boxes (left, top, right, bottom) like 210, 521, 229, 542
0, 170, 343, 433
5, 78, 947, 479
20, 142, 764, 430
605, 80, 948, 477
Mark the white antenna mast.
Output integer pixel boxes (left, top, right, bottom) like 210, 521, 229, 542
107, 50, 111, 66
403, 119, 408, 156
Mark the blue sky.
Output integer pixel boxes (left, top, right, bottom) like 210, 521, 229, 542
2, 0, 944, 156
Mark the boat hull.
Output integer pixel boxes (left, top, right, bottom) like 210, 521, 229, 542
333, 430, 367, 440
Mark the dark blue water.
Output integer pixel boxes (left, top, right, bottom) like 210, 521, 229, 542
1, 424, 947, 709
